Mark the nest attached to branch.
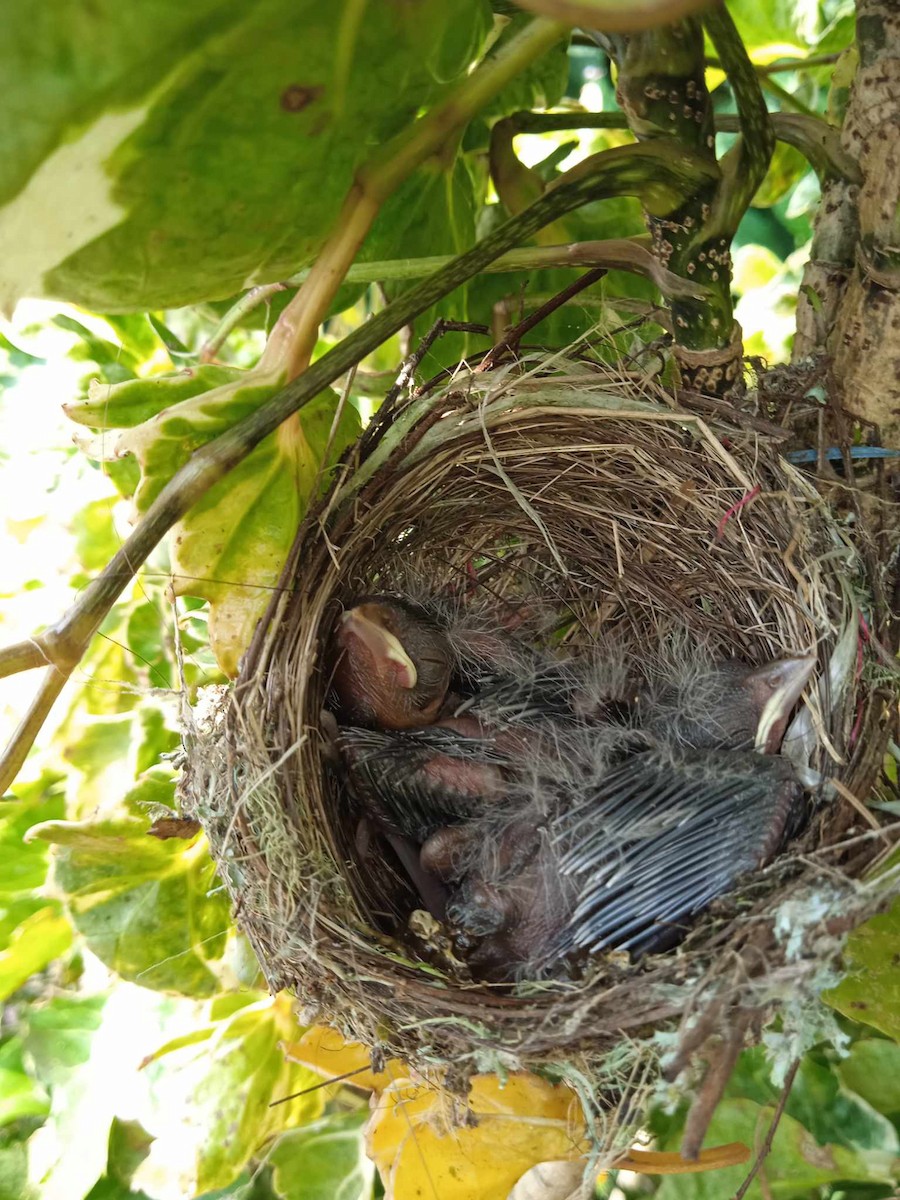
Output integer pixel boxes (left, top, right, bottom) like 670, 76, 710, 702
182, 350, 898, 1134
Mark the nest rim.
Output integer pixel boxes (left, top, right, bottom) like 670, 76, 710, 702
183, 352, 899, 1082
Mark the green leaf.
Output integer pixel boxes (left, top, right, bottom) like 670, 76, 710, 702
269, 1112, 374, 1200
80, 1120, 157, 1200
0, 331, 45, 367
0, 1065, 50, 1128
83, 1179, 153, 1200
0, 772, 66, 894
824, 899, 900, 1040
0, 905, 73, 1001
195, 1006, 323, 1192
723, 1, 826, 54
126, 597, 179, 689
159, 387, 360, 674
121, 768, 178, 818
105, 1116, 155, 1188
31, 816, 232, 995
480, 13, 570, 117
655, 1097, 898, 1200
143, 998, 324, 1193
194, 1171, 279, 1200
20, 994, 119, 1200
132, 706, 180, 776
23, 994, 107, 1085
66, 365, 244, 430
53, 315, 141, 383
0, 1143, 34, 1200
139, 1025, 217, 1069
1, 0, 491, 312
61, 713, 134, 777
71, 365, 361, 674
724, 1044, 899, 1158
839, 1040, 900, 1117
785, 1055, 899, 1155
753, 144, 811, 209
71, 497, 121, 573
102, 314, 168, 362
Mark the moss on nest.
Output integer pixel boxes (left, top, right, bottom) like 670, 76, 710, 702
180, 351, 899, 1146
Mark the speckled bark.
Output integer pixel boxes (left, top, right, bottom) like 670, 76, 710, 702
796, 1, 900, 446
611, 8, 773, 395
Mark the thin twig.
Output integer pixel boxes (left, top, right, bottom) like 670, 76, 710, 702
269, 1064, 373, 1106
201, 282, 289, 361
759, 75, 818, 120
731, 1059, 800, 1200
1, 668, 68, 792
478, 267, 607, 370
383, 320, 489, 411
681, 1008, 755, 1160
508, 111, 856, 183
830, 777, 884, 833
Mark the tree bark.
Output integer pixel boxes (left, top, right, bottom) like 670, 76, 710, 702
795, 1, 900, 447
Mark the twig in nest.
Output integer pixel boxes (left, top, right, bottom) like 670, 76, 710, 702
731, 1058, 800, 1200
477, 267, 607, 371
681, 1008, 756, 1160
830, 777, 885, 833
381, 319, 490, 413
663, 999, 724, 1082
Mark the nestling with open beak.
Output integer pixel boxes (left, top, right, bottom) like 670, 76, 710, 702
328, 597, 453, 729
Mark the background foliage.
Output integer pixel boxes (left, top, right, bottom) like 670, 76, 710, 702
1, 2, 898, 1198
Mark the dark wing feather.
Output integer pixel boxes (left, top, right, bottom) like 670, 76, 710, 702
455, 661, 581, 725
337, 725, 510, 840
557, 749, 797, 955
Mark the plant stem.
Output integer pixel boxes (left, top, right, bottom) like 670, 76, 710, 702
704, 3, 775, 237
706, 51, 841, 74
1, 670, 67, 797
0, 138, 712, 793
0, 641, 47, 675
614, 18, 729, 352
258, 15, 567, 381
758, 74, 818, 119
506, 111, 857, 180
202, 237, 708, 360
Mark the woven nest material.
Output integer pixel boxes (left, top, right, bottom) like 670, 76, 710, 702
182, 353, 899, 1126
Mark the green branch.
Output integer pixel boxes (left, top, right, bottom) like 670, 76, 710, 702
202, 236, 707, 361
703, 3, 775, 236
258, 15, 566, 379
705, 51, 841, 75
0, 139, 713, 793
505, 111, 858, 183
759, 74, 818, 119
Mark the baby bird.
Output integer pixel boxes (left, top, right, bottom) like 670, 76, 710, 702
328, 597, 452, 729
426, 648, 816, 976
327, 594, 817, 981
551, 649, 817, 962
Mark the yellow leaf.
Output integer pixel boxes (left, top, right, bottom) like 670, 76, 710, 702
749, 42, 806, 65
281, 1024, 408, 1092
367, 1072, 588, 1200
614, 1142, 751, 1174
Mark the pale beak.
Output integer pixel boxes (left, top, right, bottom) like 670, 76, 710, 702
754, 655, 816, 753
341, 607, 418, 689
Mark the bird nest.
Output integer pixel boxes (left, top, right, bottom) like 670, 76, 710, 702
181, 351, 898, 1128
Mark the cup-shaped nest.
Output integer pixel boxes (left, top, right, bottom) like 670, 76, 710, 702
182, 356, 897, 1086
